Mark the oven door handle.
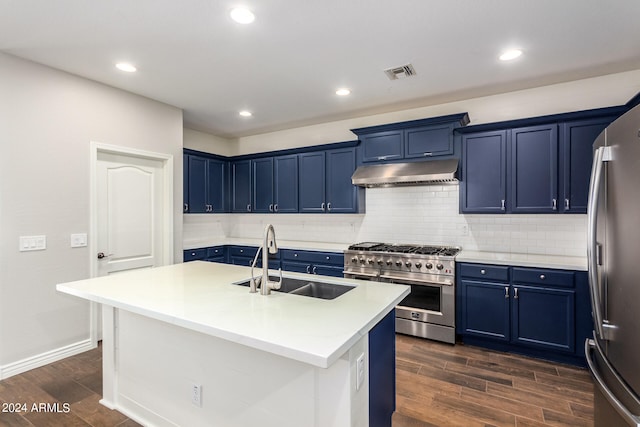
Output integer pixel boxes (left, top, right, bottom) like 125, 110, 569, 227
343, 271, 379, 279
379, 274, 453, 286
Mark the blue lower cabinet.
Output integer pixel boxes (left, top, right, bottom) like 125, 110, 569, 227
280, 249, 343, 277
184, 248, 207, 262
369, 309, 396, 427
457, 262, 586, 365
205, 246, 226, 263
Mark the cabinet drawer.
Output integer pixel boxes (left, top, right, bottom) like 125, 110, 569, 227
206, 246, 225, 258
228, 245, 259, 258
184, 248, 207, 262
281, 249, 343, 266
459, 263, 509, 282
512, 267, 574, 288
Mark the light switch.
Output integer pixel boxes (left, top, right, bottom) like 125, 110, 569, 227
19, 235, 46, 252
71, 233, 87, 248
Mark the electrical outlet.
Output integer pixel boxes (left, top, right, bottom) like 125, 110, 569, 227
191, 383, 202, 407
356, 353, 365, 391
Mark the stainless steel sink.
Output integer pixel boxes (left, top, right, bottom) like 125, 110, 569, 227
234, 276, 354, 300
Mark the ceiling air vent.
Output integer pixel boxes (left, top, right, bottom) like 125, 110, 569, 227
384, 64, 417, 80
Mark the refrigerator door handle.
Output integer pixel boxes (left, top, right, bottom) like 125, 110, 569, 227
586, 339, 640, 427
587, 146, 612, 341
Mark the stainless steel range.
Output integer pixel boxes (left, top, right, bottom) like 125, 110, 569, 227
344, 242, 460, 344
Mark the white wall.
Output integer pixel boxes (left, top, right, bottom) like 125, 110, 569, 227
234, 70, 640, 155
0, 53, 184, 372
183, 128, 235, 156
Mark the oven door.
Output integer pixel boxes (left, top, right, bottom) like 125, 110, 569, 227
380, 276, 454, 328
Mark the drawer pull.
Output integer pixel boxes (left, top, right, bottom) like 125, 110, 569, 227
480, 269, 486, 275
540, 274, 546, 280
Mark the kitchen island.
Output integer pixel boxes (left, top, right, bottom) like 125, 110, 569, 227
56, 261, 409, 427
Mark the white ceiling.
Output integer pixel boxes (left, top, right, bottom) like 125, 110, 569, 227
2, 0, 640, 138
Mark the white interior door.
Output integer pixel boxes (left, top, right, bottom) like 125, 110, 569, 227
96, 152, 165, 276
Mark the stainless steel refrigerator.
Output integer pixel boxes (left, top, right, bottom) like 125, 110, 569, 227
586, 102, 640, 426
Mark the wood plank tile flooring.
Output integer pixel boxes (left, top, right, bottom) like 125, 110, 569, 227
392, 334, 594, 427
0, 336, 593, 426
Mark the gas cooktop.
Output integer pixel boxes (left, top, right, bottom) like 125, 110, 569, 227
347, 242, 460, 257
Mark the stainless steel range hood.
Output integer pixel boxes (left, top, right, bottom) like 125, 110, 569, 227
351, 159, 458, 187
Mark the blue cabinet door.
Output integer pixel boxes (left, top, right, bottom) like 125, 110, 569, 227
404, 124, 454, 159
510, 124, 558, 213
231, 160, 252, 212
459, 279, 510, 341
252, 157, 274, 213
298, 152, 326, 213
326, 147, 357, 213
274, 154, 298, 213
511, 285, 575, 353
187, 155, 208, 213
369, 309, 396, 427
207, 159, 226, 212
183, 155, 189, 212
460, 130, 507, 213
360, 130, 403, 163
560, 118, 613, 213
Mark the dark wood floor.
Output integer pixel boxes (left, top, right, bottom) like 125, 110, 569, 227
393, 334, 594, 427
0, 336, 593, 426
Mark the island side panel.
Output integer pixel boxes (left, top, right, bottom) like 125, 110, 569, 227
111, 309, 368, 427
100, 305, 117, 410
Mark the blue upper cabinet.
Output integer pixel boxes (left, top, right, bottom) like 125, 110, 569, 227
252, 155, 299, 213
231, 159, 252, 212
252, 157, 274, 213
360, 130, 403, 163
460, 130, 507, 213
509, 124, 558, 213
185, 154, 226, 213
183, 154, 189, 212
559, 117, 615, 213
404, 123, 455, 159
299, 147, 359, 213
274, 154, 298, 213
352, 113, 469, 164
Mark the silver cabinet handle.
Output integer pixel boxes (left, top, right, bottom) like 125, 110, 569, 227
274, 204, 278, 212
504, 286, 509, 299
321, 202, 326, 211
501, 199, 505, 211
184, 203, 188, 212
588, 146, 611, 340
327, 202, 332, 211
247, 204, 251, 212
514, 287, 519, 299
377, 156, 389, 160
539, 274, 545, 280
565, 198, 570, 210
306, 265, 311, 274
269, 203, 274, 212
552, 198, 557, 210
294, 253, 298, 257
480, 269, 486, 275
423, 152, 433, 156
312, 266, 317, 274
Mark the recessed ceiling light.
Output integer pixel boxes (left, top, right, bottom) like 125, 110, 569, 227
239, 110, 252, 117
336, 88, 351, 96
230, 7, 255, 24
115, 62, 137, 72
499, 49, 523, 61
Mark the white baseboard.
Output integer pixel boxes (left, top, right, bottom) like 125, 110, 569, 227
0, 339, 95, 380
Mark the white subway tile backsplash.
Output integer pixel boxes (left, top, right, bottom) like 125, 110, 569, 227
182, 186, 587, 257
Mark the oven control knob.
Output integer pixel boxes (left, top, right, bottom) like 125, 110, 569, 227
405, 261, 412, 268
351, 257, 358, 263
395, 260, 402, 267
386, 259, 393, 266
359, 258, 366, 264
367, 259, 374, 265
415, 262, 422, 269
377, 259, 384, 265
426, 263, 433, 269
436, 263, 444, 270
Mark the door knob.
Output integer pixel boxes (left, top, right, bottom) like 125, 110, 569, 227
97, 252, 113, 259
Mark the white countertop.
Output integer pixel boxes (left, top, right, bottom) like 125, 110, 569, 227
184, 238, 349, 253
56, 262, 409, 368
456, 250, 587, 271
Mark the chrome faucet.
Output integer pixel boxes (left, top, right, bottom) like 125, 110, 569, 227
249, 224, 282, 295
